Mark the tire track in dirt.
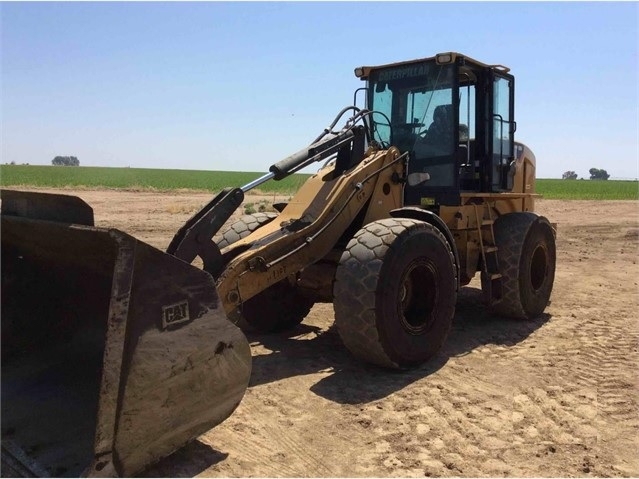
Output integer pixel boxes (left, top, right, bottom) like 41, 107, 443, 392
516, 221, 639, 475
201, 380, 337, 477
352, 366, 566, 477
572, 319, 638, 421
550, 223, 639, 426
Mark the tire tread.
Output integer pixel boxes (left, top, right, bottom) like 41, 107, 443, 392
334, 218, 455, 368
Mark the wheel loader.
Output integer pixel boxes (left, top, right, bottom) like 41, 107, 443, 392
1, 52, 556, 477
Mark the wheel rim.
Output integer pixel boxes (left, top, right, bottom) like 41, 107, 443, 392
529, 244, 548, 292
398, 259, 438, 334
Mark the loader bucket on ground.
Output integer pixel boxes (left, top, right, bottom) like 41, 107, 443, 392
1, 190, 251, 477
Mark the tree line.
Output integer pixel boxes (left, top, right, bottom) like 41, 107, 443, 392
562, 168, 610, 180
52, 156, 80, 166
5, 156, 81, 166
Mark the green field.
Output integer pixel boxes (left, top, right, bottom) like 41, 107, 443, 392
536, 178, 638, 200
0, 165, 310, 194
1, 164, 637, 200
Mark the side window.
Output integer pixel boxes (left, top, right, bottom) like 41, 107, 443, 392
370, 82, 392, 146
459, 84, 476, 142
492, 76, 514, 190
493, 77, 512, 158
405, 90, 429, 125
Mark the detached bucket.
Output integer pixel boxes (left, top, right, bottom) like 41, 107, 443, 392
1, 190, 251, 477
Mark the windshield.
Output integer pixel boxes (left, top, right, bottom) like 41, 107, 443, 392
368, 62, 455, 156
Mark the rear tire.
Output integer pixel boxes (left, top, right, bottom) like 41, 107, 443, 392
333, 218, 457, 369
214, 212, 313, 333
483, 212, 556, 319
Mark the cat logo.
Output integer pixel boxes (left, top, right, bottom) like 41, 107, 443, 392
162, 300, 190, 329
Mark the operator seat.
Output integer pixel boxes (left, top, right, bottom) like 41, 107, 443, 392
426, 104, 454, 148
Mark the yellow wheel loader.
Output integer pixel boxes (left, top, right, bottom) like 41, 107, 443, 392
1, 52, 555, 476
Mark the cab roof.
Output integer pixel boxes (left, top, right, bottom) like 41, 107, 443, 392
354, 52, 510, 80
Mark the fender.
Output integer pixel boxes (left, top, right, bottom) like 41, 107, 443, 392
389, 206, 460, 290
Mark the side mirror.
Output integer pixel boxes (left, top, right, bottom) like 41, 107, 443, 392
407, 172, 431, 186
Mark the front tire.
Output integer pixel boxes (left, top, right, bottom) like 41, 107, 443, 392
229, 279, 313, 333
214, 212, 278, 248
483, 212, 556, 319
333, 218, 457, 369
214, 212, 313, 332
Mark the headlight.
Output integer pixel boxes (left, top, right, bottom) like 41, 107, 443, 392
436, 53, 454, 64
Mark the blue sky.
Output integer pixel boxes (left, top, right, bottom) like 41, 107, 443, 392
1, 1, 638, 179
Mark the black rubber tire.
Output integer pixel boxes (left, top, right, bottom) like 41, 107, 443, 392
214, 212, 278, 248
333, 218, 457, 369
214, 212, 313, 333
229, 279, 314, 333
483, 212, 556, 319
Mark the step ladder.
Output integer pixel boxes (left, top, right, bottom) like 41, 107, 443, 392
473, 202, 502, 303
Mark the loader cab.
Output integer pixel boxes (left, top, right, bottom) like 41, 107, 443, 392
356, 52, 516, 207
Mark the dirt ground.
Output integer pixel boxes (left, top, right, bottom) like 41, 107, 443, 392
8, 187, 639, 477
